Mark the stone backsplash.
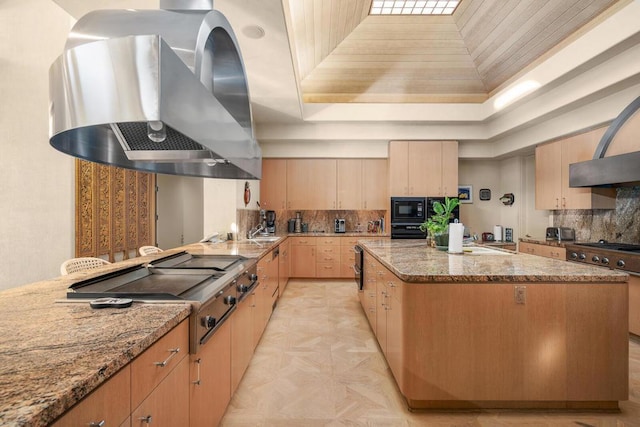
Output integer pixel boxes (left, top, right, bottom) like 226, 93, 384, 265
553, 187, 640, 243
237, 209, 388, 237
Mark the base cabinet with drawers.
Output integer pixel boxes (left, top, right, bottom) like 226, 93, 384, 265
290, 235, 367, 279
519, 241, 566, 260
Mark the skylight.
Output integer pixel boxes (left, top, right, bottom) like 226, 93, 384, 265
370, 1, 460, 15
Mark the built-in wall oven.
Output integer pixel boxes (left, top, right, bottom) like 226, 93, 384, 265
353, 245, 364, 291
390, 197, 426, 239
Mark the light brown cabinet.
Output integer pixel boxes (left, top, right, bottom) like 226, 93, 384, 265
287, 159, 337, 210
289, 237, 316, 277
337, 159, 363, 209
255, 251, 279, 344
131, 320, 190, 426
132, 355, 189, 427
630, 274, 640, 336
518, 241, 566, 260
535, 127, 615, 210
340, 236, 359, 278
231, 290, 254, 394
337, 159, 389, 210
316, 236, 341, 278
260, 159, 287, 210
51, 366, 131, 427
389, 140, 458, 197
190, 319, 231, 427
278, 239, 290, 295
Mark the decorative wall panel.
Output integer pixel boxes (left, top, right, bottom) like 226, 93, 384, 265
75, 160, 156, 261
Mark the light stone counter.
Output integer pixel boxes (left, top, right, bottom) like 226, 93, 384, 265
358, 238, 627, 283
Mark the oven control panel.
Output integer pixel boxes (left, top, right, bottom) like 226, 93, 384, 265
566, 246, 639, 274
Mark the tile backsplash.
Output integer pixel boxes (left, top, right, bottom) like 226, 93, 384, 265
236, 209, 387, 237
553, 187, 640, 243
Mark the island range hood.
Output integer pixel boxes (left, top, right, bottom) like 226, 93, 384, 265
49, 0, 261, 179
569, 96, 640, 188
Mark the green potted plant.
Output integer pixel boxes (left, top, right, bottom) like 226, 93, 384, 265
419, 197, 460, 249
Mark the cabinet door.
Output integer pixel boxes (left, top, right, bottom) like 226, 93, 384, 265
231, 297, 253, 394
375, 280, 388, 351
290, 244, 316, 277
51, 366, 131, 427
132, 355, 189, 427
386, 281, 403, 386
287, 159, 336, 209
190, 320, 231, 427
337, 159, 363, 209
409, 141, 443, 196
363, 159, 389, 210
630, 274, 640, 336
261, 159, 287, 210
441, 141, 459, 197
278, 239, 290, 295
535, 141, 563, 210
389, 141, 409, 196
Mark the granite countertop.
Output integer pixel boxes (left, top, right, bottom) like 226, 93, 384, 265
0, 264, 191, 427
358, 239, 628, 283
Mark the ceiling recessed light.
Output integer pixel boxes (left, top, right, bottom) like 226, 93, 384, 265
242, 25, 265, 39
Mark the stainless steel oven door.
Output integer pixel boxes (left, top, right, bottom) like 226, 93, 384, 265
353, 245, 364, 291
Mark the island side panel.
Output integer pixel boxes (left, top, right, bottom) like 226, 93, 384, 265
401, 283, 568, 404
565, 282, 628, 402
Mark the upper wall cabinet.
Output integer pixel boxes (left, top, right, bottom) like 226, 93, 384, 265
260, 159, 287, 210
389, 141, 458, 197
287, 159, 337, 210
535, 127, 616, 210
337, 159, 389, 210
261, 158, 388, 211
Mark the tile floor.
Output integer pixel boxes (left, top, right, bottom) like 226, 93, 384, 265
221, 280, 640, 426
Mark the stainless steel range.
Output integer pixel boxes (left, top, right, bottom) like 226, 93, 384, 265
565, 241, 640, 273
67, 251, 258, 353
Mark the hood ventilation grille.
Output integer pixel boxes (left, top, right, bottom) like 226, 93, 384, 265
49, 7, 261, 179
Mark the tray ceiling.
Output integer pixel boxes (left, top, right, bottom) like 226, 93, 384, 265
286, 0, 622, 103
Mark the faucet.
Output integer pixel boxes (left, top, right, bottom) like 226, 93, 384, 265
247, 224, 265, 239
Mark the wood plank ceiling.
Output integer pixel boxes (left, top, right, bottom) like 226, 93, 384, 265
286, 0, 622, 103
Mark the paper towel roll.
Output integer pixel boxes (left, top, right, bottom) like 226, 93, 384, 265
493, 225, 503, 242
448, 223, 464, 254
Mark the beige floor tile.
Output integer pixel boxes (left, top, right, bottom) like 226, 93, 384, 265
221, 280, 640, 427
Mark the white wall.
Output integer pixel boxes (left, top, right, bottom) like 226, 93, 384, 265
458, 156, 550, 242
0, 0, 74, 290
156, 175, 204, 249
203, 179, 238, 239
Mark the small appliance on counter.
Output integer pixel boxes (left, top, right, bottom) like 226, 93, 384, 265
266, 210, 276, 233
546, 227, 575, 242
334, 218, 346, 233
294, 212, 302, 233
288, 218, 296, 233
482, 232, 495, 242
505, 227, 513, 242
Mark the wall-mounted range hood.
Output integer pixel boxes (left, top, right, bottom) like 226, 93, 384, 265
49, 0, 261, 179
570, 96, 640, 188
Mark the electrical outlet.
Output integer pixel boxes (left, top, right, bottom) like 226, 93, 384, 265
514, 286, 526, 304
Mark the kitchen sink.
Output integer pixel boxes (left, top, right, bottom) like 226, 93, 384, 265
462, 246, 512, 255
248, 236, 280, 243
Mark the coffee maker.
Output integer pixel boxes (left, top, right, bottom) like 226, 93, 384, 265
266, 210, 276, 233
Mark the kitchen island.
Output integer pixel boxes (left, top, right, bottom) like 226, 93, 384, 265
358, 238, 629, 410
0, 240, 283, 427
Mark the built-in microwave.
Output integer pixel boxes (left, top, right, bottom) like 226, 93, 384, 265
390, 197, 426, 224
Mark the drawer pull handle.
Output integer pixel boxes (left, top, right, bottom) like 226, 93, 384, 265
154, 348, 179, 367
89, 421, 105, 427
192, 358, 202, 385
139, 415, 153, 424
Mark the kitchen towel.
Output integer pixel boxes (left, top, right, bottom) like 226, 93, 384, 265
493, 225, 503, 242
448, 223, 464, 254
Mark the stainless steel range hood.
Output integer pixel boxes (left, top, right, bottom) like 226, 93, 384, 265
569, 96, 640, 188
49, 3, 261, 179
